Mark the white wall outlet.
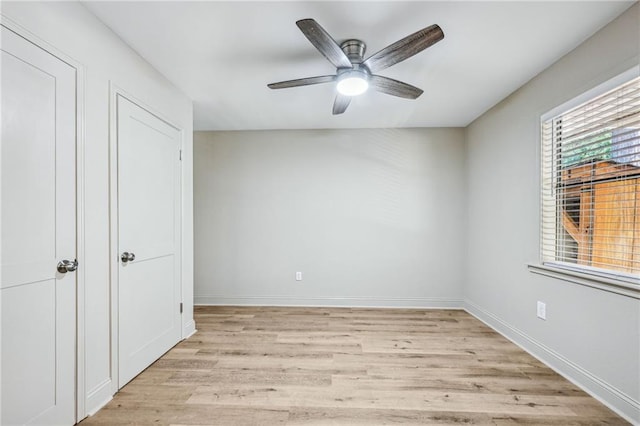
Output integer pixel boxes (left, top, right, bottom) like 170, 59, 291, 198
295, 272, 302, 281
537, 301, 546, 320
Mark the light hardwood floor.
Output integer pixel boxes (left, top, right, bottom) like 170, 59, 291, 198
81, 306, 628, 425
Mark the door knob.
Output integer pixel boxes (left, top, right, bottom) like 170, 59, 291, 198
121, 252, 136, 263
57, 259, 78, 273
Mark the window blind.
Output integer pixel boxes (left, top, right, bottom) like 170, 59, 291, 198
541, 76, 640, 277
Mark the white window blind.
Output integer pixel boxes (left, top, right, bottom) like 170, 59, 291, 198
541, 76, 640, 278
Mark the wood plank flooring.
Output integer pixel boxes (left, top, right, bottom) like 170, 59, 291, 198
80, 306, 628, 425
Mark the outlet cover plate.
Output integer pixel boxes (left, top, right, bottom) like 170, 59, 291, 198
537, 301, 546, 320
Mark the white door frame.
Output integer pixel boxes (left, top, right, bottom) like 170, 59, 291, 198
108, 85, 184, 395
0, 15, 86, 422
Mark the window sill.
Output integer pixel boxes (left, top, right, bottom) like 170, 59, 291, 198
527, 263, 640, 299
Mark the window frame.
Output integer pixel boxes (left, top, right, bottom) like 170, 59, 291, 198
533, 66, 640, 299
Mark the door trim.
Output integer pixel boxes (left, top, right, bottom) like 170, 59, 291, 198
0, 15, 86, 423
108, 84, 184, 396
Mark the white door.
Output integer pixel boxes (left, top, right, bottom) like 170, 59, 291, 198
117, 95, 182, 387
1, 26, 77, 425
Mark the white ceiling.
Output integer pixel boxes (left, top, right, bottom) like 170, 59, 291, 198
83, 1, 634, 131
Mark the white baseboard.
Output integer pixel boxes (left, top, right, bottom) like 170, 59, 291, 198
85, 378, 113, 417
464, 300, 640, 425
195, 295, 463, 309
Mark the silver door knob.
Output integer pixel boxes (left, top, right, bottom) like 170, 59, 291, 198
57, 259, 78, 273
121, 252, 135, 263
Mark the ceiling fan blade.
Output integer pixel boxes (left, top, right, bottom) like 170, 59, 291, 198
332, 94, 351, 115
296, 19, 352, 69
268, 75, 335, 89
363, 24, 444, 73
369, 75, 424, 99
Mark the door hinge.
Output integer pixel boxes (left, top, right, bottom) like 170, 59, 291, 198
179, 149, 182, 161
179, 302, 183, 314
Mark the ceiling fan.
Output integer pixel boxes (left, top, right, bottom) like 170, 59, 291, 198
267, 19, 444, 115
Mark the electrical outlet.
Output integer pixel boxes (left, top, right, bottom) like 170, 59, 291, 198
295, 272, 302, 281
537, 301, 546, 320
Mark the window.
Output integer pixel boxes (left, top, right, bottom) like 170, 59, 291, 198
541, 74, 640, 281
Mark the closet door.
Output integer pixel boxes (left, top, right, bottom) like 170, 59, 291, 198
1, 25, 77, 425
116, 95, 182, 387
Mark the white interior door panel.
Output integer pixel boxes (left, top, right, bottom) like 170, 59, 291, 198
1, 25, 76, 426
117, 95, 182, 388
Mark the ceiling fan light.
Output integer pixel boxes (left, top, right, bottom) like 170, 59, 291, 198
336, 72, 369, 96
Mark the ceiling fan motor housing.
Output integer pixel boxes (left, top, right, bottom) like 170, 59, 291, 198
340, 39, 366, 64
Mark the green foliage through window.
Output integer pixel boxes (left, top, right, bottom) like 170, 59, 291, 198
561, 132, 612, 167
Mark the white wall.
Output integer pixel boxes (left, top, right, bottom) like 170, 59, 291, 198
194, 128, 465, 307
1, 1, 194, 418
465, 4, 639, 422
